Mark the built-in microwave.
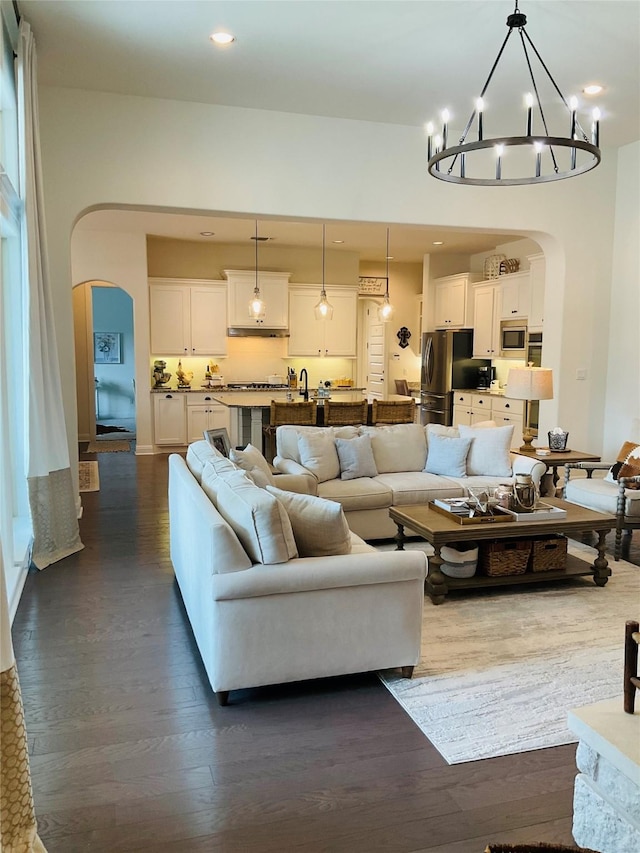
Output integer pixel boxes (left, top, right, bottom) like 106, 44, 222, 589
499, 321, 528, 358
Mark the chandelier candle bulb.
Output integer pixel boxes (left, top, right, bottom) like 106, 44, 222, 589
525, 93, 533, 136
534, 142, 543, 178
441, 109, 449, 149
592, 108, 600, 146
476, 98, 484, 141
569, 96, 578, 138
460, 151, 466, 178
426, 122, 434, 160
434, 134, 442, 170
495, 144, 504, 180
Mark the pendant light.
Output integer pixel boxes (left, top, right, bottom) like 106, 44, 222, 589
248, 220, 266, 320
377, 227, 395, 323
314, 224, 334, 320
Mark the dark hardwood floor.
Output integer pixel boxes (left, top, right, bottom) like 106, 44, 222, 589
12, 448, 636, 852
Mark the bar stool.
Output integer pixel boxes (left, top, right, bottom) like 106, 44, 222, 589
263, 400, 317, 463
323, 399, 368, 427
371, 399, 416, 425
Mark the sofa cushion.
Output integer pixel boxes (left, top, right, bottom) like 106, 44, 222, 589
459, 424, 514, 477
297, 430, 340, 483
266, 486, 352, 557
276, 425, 359, 464
317, 477, 393, 512
361, 423, 427, 473
214, 470, 298, 564
335, 434, 378, 480
185, 439, 223, 483
424, 433, 472, 477
375, 472, 465, 506
566, 477, 640, 518
200, 457, 242, 505
230, 443, 276, 486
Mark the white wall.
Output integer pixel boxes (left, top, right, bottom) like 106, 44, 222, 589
37, 87, 633, 479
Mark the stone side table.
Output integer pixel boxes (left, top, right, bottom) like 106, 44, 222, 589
567, 697, 640, 853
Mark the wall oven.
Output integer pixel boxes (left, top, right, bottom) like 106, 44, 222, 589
499, 320, 528, 358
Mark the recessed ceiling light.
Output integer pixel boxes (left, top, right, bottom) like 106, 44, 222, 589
200, 231, 215, 237
432, 241, 444, 245
210, 31, 235, 45
582, 84, 603, 95
250, 235, 271, 241
385, 255, 394, 260
332, 240, 344, 244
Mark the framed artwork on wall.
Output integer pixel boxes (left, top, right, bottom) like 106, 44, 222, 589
204, 428, 232, 457
94, 332, 122, 364
358, 276, 388, 296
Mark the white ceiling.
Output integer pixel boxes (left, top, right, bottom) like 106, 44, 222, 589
23, 0, 640, 262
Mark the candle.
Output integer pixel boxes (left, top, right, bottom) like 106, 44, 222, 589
441, 109, 449, 150
426, 121, 434, 161
569, 96, 578, 139
476, 98, 484, 141
460, 152, 466, 179
525, 93, 533, 136
534, 142, 543, 177
495, 144, 504, 180
434, 134, 442, 171
592, 107, 600, 146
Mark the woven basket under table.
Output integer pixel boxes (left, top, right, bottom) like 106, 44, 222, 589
480, 539, 531, 577
529, 535, 568, 572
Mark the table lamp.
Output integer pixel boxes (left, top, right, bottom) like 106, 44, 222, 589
506, 365, 554, 453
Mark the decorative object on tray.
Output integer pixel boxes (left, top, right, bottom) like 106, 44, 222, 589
480, 539, 532, 576
495, 502, 568, 522
152, 359, 171, 388
499, 258, 520, 275
548, 427, 570, 452
483, 253, 506, 279
429, 498, 514, 524
512, 472, 539, 511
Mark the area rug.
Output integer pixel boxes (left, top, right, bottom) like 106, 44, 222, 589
86, 440, 132, 453
78, 461, 99, 492
379, 540, 639, 765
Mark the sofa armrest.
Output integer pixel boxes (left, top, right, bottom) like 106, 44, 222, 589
272, 456, 318, 493
272, 471, 317, 495
511, 453, 547, 487
212, 550, 427, 601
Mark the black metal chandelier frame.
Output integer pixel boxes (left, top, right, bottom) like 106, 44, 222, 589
427, 2, 601, 186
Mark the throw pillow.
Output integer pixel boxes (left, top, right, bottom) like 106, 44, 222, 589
606, 441, 640, 488
335, 435, 378, 480
361, 423, 427, 473
458, 424, 514, 477
297, 430, 340, 482
266, 486, 351, 557
424, 433, 472, 477
230, 443, 276, 486
214, 470, 298, 564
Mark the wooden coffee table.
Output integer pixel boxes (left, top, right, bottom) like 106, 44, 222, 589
389, 497, 615, 604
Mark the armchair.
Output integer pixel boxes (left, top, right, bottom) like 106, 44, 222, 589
564, 462, 640, 560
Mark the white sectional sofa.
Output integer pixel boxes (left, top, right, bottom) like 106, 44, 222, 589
168, 440, 427, 705
273, 422, 547, 541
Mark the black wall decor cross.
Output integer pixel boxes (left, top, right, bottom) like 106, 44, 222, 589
397, 327, 411, 348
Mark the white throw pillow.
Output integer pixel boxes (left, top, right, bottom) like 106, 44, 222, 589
361, 423, 427, 473
335, 435, 378, 480
214, 470, 298, 564
459, 424, 514, 477
230, 443, 276, 486
297, 430, 340, 482
424, 433, 472, 477
266, 486, 351, 557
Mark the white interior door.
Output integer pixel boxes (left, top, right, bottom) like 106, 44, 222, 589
364, 300, 386, 400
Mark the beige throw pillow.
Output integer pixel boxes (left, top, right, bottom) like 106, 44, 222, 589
458, 424, 514, 477
297, 430, 340, 482
266, 485, 352, 557
361, 423, 427, 473
230, 443, 276, 486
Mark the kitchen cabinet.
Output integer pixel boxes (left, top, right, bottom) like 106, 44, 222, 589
225, 269, 290, 329
499, 270, 530, 320
288, 286, 358, 357
527, 253, 545, 331
472, 282, 501, 358
433, 273, 478, 328
153, 392, 187, 445
186, 393, 231, 442
149, 279, 227, 356
452, 392, 524, 450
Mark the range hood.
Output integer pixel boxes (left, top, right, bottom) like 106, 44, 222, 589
227, 327, 290, 338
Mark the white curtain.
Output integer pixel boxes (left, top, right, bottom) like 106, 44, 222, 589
1, 549, 47, 852
17, 21, 82, 569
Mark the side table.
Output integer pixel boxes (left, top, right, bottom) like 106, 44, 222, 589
514, 448, 601, 496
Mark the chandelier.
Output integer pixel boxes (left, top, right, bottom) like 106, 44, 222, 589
314, 224, 334, 320
426, 1, 601, 186
248, 220, 266, 320
377, 228, 394, 323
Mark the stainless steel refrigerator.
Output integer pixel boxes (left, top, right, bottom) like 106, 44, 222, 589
420, 330, 491, 425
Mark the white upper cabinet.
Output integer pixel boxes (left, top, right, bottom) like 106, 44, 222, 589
527, 253, 545, 331
149, 279, 227, 356
472, 282, 501, 358
433, 273, 478, 328
225, 269, 291, 328
499, 270, 530, 320
288, 286, 358, 357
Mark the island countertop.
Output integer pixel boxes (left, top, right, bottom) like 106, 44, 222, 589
209, 390, 369, 408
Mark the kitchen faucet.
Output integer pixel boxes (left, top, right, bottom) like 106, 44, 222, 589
299, 368, 309, 401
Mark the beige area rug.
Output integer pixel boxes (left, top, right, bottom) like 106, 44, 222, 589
86, 440, 132, 453
378, 539, 639, 765
78, 461, 100, 492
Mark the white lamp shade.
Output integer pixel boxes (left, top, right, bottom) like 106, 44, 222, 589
506, 367, 553, 401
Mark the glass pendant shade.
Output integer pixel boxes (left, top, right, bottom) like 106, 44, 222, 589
314, 224, 333, 320
248, 219, 266, 319
378, 227, 394, 322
